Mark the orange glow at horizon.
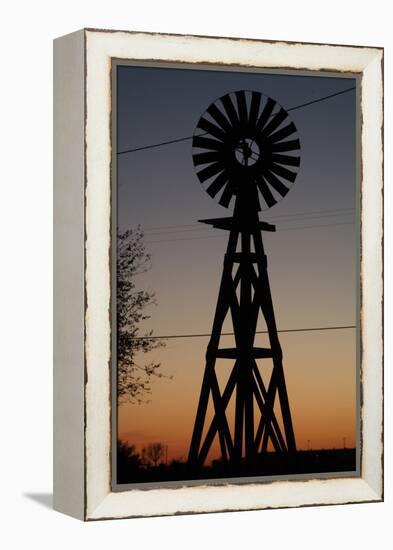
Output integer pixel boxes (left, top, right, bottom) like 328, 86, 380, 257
118, 329, 357, 464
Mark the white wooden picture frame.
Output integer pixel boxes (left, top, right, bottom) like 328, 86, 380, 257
53, 28, 383, 520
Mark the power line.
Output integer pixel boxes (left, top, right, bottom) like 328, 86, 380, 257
117, 86, 356, 156
139, 207, 355, 233
252, 206, 355, 220
278, 221, 355, 232
285, 86, 355, 113
142, 211, 355, 237
145, 221, 355, 244
118, 132, 206, 155
131, 324, 356, 341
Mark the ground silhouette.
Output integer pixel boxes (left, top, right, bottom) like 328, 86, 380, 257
117, 440, 356, 484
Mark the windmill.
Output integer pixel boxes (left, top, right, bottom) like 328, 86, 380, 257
188, 90, 301, 473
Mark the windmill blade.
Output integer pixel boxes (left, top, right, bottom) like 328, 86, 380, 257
256, 97, 276, 131
255, 176, 277, 208
220, 94, 239, 127
197, 161, 225, 183
197, 117, 227, 141
193, 135, 224, 151
270, 138, 300, 153
269, 122, 297, 144
270, 162, 297, 183
193, 151, 221, 166
206, 171, 229, 198
207, 103, 233, 133
271, 153, 300, 167
249, 91, 262, 127
263, 170, 289, 198
260, 107, 288, 138
235, 90, 248, 126
219, 179, 236, 207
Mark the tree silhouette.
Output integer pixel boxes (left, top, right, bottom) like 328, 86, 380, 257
117, 440, 142, 483
117, 226, 166, 403
117, 440, 141, 467
142, 443, 166, 467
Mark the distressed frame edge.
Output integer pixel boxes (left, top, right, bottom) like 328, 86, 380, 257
82, 29, 383, 521
53, 29, 86, 520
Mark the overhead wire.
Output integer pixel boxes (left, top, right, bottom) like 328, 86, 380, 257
144, 221, 355, 244
117, 85, 356, 156
139, 207, 356, 233
130, 324, 356, 341
141, 210, 355, 238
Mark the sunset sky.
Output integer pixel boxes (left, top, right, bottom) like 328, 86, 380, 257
116, 64, 358, 463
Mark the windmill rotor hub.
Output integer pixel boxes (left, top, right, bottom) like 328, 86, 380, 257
235, 138, 260, 166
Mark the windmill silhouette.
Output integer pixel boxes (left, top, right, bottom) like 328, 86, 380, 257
188, 90, 301, 473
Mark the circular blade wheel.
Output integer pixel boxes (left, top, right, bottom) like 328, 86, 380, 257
192, 90, 301, 211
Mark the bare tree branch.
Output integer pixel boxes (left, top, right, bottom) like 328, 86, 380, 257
117, 226, 168, 403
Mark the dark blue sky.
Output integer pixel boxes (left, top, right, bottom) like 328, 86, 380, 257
116, 64, 358, 333
117, 65, 357, 231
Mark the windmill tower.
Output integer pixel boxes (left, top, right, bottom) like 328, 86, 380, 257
188, 90, 300, 473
